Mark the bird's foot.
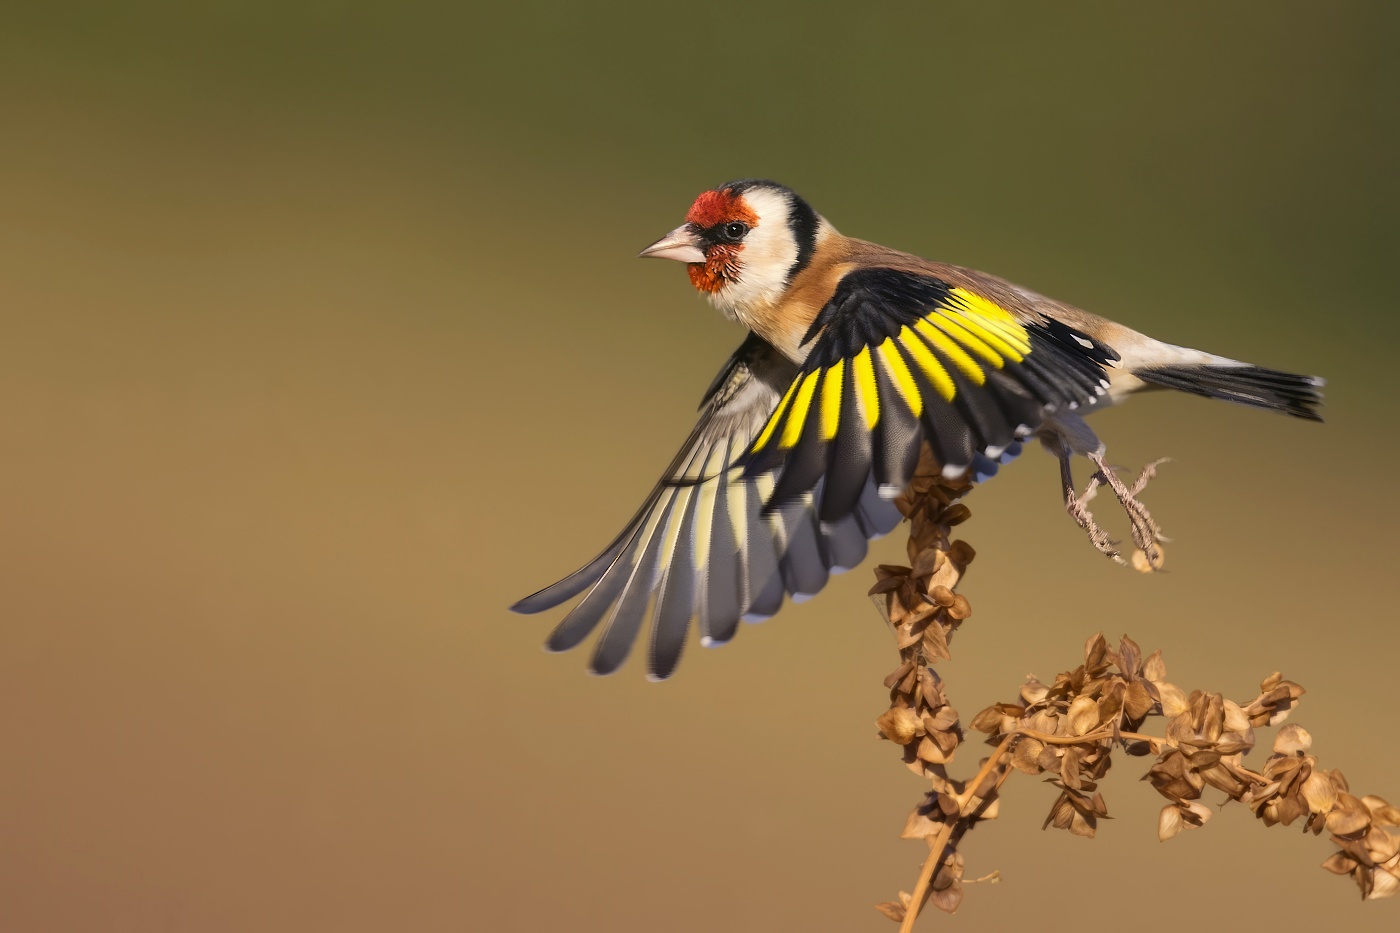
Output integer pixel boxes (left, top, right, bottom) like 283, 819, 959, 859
1064, 473, 1127, 565
1087, 453, 1169, 571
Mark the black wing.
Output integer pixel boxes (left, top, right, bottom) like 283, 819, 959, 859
747, 268, 1119, 521
511, 334, 902, 680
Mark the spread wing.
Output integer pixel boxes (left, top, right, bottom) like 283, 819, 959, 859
748, 268, 1119, 522
511, 334, 902, 680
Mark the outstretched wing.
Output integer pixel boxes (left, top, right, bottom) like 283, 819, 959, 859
511, 334, 902, 680
748, 268, 1119, 522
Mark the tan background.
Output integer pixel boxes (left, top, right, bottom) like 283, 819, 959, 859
3, 3, 1398, 930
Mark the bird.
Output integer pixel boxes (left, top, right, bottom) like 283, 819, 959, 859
512, 179, 1323, 680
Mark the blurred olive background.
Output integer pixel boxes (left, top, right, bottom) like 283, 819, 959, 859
3, 3, 1398, 930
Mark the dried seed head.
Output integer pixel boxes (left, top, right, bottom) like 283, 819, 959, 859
1368, 864, 1399, 900
1302, 770, 1339, 816
1274, 724, 1313, 756
1125, 680, 1156, 720
929, 584, 956, 607
874, 901, 906, 923
1158, 682, 1190, 719
1159, 803, 1183, 841
947, 540, 976, 565
877, 707, 923, 745
1326, 793, 1372, 837
1018, 677, 1050, 707
1117, 635, 1142, 678
1321, 852, 1359, 876
1142, 649, 1167, 683
1067, 695, 1101, 736
872, 460, 1391, 921
942, 503, 971, 526
1363, 796, 1400, 828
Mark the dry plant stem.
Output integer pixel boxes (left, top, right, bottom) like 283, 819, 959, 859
870, 452, 1400, 928
870, 453, 987, 927
898, 734, 1015, 933
899, 825, 955, 933
1016, 728, 1163, 750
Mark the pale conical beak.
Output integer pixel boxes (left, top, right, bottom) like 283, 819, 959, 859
638, 224, 706, 263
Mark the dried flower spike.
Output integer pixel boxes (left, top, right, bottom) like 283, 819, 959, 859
872, 458, 1397, 929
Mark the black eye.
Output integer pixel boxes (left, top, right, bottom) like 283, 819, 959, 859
720, 222, 749, 241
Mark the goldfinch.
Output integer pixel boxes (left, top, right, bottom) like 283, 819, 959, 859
513, 180, 1323, 680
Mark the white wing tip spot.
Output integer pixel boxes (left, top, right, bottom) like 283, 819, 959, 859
792, 592, 816, 603
877, 484, 903, 500
941, 463, 969, 480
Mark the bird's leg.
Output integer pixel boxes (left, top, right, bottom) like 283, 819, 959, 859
1086, 452, 1169, 569
1040, 411, 1167, 569
1057, 444, 1125, 565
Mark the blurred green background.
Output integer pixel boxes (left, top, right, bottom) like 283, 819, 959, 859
3, 2, 1398, 930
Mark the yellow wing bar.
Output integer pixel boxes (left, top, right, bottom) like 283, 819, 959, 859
751, 287, 1032, 455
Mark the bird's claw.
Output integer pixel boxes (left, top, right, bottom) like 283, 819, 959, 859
1064, 472, 1126, 565
1050, 431, 1169, 570
1085, 452, 1168, 571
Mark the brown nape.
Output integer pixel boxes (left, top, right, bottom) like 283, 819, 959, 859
738, 229, 857, 353
827, 236, 1143, 346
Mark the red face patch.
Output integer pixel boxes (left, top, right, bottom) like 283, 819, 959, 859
688, 251, 737, 293
682, 187, 759, 293
685, 188, 760, 230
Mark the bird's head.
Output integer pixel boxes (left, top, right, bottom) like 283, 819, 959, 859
639, 180, 825, 322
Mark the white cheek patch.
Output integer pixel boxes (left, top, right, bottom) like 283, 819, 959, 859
713, 188, 799, 315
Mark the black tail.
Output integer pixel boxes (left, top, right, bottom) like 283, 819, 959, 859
1134, 364, 1324, 422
